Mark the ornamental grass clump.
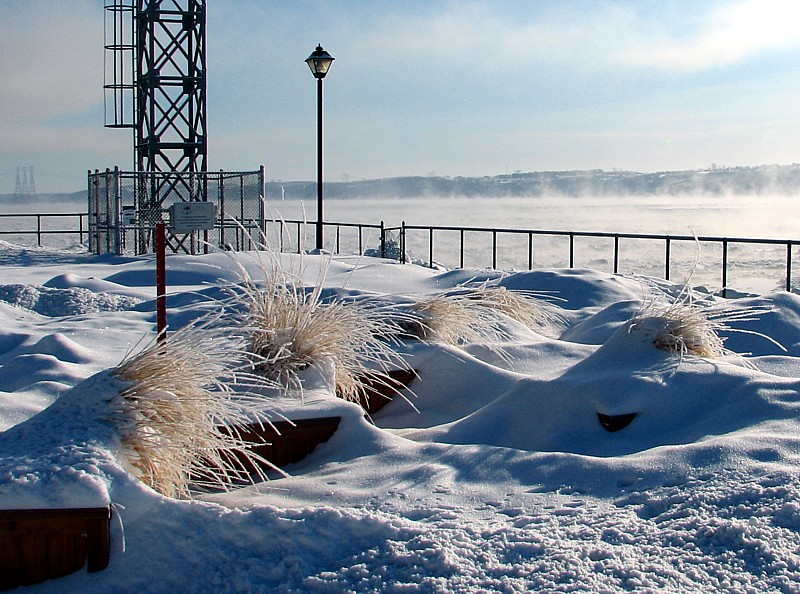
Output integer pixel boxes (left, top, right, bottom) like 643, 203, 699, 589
240, 265, 409, 404
110, 314, 278, 499
630, 288, 782, 361
643, 301, 726, 358
402, 284, 563, 345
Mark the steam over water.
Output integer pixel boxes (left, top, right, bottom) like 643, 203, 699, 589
267, 194, 800, 294
2, 193, 799, 294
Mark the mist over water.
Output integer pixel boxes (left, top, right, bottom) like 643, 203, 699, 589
267, 193, 800, 239
2, 193, 798, 294
267, 193, 800, 294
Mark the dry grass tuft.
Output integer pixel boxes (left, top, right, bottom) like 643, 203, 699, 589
641, 302, 726, 357
630, 287, 782, 361
401, 283, 562, 346
237, 259, 409, 404
110, 314, 279, 499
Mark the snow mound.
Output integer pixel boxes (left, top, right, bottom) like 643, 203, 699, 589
0, 283, 142, 316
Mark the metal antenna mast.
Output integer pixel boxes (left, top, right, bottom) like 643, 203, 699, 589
104, 0, 207, 178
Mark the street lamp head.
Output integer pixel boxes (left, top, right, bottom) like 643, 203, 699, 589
305, 44, 335, 79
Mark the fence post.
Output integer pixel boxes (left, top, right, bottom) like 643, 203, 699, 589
459, 229, 465, 268
528, 232, 533, 270
665, 237, 671, 281
429, 227, 434, 268
787, 242, 793, 292
613, 234, 619, 274
219, 169, 226, 250
259, 165, 267, 246
112, 166, 122, 254
296, 222, 302, 254
492, 230, 497, 269
401, 221, 406, 264
722, 239, 729, 298
156, 223, 167, 341
380, 221, 386, 258
36, 214, 42, 246
569, 233, 574, 268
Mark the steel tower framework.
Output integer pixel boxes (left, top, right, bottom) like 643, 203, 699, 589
104, 0, 207, 179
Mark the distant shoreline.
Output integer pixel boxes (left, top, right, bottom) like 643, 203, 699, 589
4, 164, 800, 201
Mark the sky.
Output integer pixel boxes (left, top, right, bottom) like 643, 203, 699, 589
2, 0, 800, 193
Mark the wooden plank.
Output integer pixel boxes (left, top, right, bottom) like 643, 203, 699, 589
19, 534, 48, 586
0, 535, 21, 590
0, 507, 111, 590
346, 369, 417, 414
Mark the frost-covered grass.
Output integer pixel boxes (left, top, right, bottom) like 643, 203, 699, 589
630, 286, 784, 360
234, 256, 409, 404
110, 314, 278, 499
402, 283, 562, 345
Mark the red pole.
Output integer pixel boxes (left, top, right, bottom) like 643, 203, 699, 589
156, 223, 167, 341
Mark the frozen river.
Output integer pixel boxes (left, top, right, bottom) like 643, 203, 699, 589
265, 193, 799, 294
2, 193, 799, 294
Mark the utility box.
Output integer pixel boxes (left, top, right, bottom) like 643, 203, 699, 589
168, 201, 216, 234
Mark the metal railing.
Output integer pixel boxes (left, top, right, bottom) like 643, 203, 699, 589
2, 211, 798, 297
392, 222, 799, 297
264, 218, 386, 256
0, 213, 88, 247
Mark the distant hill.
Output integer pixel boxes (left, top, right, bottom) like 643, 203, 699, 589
267, 164, 800, 201
5, 165, 800, 204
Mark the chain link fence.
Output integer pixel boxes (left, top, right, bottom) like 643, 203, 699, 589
88, 167, 265, 255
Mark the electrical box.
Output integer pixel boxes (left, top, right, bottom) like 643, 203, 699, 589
168, 201, 216, 234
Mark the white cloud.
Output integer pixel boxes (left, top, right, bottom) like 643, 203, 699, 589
618, 0, 800, 71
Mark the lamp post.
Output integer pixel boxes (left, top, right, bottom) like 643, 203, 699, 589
305, 44, 335, 250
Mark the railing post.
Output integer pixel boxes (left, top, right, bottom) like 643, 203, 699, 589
156, 223, 167, 341
429, 227, 434, 268
722, 239, 729, 298
380, 221, 386, 258
459, 229, 465, 268
665, 237, 671, 281
492, 230, 497, 270
569, 233, 574, 268
36, 214, 42, 246
401, 221, 406, 264
787, 241, 793, 292
113, 166, 122, 255
296, 222, 302, 254
528, 232, 533, 270
219, 169, 226, 250
613, 234, 619, 274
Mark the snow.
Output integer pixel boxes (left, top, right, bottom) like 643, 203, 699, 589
3, 239, 800, 592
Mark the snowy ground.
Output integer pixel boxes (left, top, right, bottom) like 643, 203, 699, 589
3, 240, 800, 592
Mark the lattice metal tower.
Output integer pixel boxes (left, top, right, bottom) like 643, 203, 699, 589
14, 166, 36, 199
104, 0, 207, 176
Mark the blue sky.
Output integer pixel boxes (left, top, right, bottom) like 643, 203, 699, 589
2, 0, 800, 192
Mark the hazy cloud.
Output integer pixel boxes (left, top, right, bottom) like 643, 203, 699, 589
618, 0, 800, 71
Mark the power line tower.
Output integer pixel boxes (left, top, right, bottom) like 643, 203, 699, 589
13, 166, 36, 200
104, 0, 207, 180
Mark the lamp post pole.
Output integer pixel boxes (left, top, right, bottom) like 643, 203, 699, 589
316, 76, 324, 250
305, 44, 334, 251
